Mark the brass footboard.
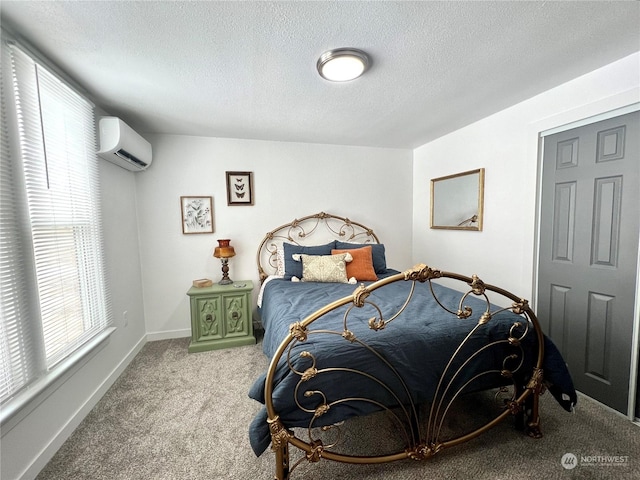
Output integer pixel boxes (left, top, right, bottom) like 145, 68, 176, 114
264, 264, 546, 480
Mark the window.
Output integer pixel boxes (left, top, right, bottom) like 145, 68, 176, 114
0, 40, 112, 415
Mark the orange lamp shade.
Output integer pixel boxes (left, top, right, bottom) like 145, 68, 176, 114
213, 239, 236, 258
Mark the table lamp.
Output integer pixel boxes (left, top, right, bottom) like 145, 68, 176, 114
213, 239, 236, 285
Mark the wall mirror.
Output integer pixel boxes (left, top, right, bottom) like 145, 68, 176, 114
430, 168, 484, 231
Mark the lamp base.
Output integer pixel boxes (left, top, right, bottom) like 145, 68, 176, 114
218, 257, 233, 285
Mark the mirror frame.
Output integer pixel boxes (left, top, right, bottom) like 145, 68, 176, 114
430, 168, 485, 231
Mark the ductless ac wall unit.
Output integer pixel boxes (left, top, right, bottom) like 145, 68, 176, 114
97, 116, 152, 171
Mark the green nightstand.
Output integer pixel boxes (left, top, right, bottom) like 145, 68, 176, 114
187, 280, 255, 353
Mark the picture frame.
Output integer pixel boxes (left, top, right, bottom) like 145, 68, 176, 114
226, 171, 254, 206
180, 196, 214, 234
430, 168, 484, 231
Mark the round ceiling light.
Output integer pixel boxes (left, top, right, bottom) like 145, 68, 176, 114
317, 48, 370, 82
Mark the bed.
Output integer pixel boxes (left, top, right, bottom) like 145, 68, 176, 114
249, 212, 576, 479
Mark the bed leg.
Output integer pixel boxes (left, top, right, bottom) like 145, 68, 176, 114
525, 368, 544, 439
268, 416, 291, 480
273, 441, 290, 480
526, 389, 543, 439
514, 406, 525, 431
511, 383, 526, 431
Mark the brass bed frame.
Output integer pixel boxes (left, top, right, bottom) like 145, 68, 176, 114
256, 212, 545, 480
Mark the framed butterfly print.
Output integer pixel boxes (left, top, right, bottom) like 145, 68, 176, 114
226, 171, 254, 206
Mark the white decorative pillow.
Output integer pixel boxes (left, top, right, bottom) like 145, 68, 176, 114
297, 253, 353, 283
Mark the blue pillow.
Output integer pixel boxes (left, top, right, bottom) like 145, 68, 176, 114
334, 241, 387, 274
283, 241, 336, 280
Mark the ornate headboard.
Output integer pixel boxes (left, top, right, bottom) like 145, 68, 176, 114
256, 212, 380, 283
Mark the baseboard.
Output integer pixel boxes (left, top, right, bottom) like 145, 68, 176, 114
146, 328, 191, 342
20, 335, 147, 480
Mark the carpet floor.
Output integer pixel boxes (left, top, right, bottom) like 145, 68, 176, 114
36, 338, 639, 480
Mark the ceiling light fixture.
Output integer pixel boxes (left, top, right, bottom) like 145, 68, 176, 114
317, 48, 370, 82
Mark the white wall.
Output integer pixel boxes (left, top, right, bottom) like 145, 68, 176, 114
136, 136, 413, 338
1, 160, 147, 480
412, 52, 640, 300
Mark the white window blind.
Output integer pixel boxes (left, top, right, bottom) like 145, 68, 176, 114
0, 40, 112, 408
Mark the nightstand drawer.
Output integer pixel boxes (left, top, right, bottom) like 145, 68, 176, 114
193, 296, 223, 341
223, 293, 250, 338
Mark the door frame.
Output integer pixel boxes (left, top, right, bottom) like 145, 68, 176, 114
528, 88, 640, 421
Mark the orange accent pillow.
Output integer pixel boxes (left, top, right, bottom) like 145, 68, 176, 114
331, 246, 378, 281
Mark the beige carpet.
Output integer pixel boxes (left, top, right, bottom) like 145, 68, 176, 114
36, 338, 639, 480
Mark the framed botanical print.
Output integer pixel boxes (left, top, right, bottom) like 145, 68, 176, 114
180, 196, 214, 234
226, 171, 254, 206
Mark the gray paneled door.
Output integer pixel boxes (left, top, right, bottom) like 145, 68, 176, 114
537, 111, 639, 414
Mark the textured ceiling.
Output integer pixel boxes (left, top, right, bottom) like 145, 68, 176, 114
1, 1, 639, 149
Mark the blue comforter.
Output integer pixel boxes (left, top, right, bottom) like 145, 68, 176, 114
248, 273, 576, 456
